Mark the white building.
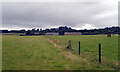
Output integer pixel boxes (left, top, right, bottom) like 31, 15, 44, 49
65, 32, 82, 35
34, 32, 40, 35
45, 32, 59, 35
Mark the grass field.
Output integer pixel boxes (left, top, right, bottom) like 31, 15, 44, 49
2, 34, 118, 70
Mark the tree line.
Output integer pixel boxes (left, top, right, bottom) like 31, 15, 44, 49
0, 26, 120, 35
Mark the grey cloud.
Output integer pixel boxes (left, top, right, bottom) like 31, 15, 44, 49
2, 2, 118, 30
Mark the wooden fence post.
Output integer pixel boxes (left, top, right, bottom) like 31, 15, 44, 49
66, 40, 72, 49
79, 41, 80, 55
69, 40, 72, 49
99, 43, 101, 63
65, 40, 66, 48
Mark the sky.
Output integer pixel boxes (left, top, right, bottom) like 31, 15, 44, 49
1, 0, 119, 30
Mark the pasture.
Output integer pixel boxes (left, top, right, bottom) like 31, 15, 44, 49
2, 34, 118, 70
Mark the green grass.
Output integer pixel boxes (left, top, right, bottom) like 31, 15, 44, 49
2, 34, 118, 70
45, 35, 118, 69
2, 33, 25, 36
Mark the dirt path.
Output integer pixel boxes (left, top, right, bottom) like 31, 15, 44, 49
46, 38, 90, 67
47, 38, 79, 61
47, 38, 57, 47
47, 38, 63, 48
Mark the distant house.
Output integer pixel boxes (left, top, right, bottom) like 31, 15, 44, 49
45, 32, 59, 35
65, 32, 82, 35
34, 32, 40, 35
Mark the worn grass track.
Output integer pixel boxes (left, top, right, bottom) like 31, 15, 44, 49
45, 35, 118, 70
2, 36, 72, 70
2, 34, 118, 70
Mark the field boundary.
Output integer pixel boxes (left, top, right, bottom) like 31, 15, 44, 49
46, 38, 90, 67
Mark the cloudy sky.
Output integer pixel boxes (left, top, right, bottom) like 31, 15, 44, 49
1, 0, 119, 30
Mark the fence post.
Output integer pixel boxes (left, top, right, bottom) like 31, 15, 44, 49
79, 41, 80, 55
99, 43, 101, 63
69, 40, 72, 49
65, 40, 66, 48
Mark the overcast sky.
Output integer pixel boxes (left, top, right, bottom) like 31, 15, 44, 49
1, 0, 119, 30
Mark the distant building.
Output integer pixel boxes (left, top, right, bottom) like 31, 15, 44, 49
34, 32, 40, 35
45, 32, 59, 35
65, 32, 82, 35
